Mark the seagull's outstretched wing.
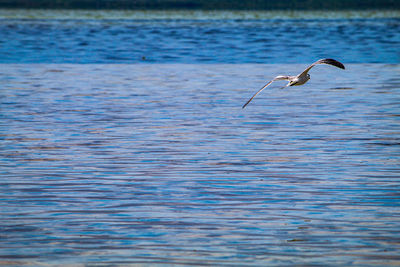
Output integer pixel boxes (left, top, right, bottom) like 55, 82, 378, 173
242, 75, 290, 109
299, 58, 345, 77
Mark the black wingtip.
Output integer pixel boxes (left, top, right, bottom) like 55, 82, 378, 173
242, 96, 255, 109
321, 58, 345, 70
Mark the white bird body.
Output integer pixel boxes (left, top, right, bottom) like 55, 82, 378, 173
289, 74, 310, 86
242, 58, 345, 108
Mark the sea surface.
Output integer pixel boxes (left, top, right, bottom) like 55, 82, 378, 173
0, 9, 399, 63
1, 10, 400, 266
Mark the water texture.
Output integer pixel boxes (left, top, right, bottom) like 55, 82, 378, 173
1, 63, 400, 266
0, 10, 399, 63
1, 9, 400, 266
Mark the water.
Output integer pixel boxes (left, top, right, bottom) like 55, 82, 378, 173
1, 10, 400, 266
0, 10, 399, 63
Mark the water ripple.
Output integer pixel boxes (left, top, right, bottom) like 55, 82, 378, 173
1, 63, 400, 265
0, 16, 399, 63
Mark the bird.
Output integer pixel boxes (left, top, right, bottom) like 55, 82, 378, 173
242, 58, 345, 109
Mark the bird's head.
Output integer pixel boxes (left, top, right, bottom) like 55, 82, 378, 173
306, 74, 311, 80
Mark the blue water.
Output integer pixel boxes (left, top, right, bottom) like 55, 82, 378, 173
0, 10, 399, 63
1, 10, 400, 266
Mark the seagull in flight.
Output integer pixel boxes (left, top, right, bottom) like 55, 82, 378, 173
242, 58, 345, 109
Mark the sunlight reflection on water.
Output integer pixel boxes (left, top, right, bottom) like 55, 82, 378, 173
1, 63, 400, 265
